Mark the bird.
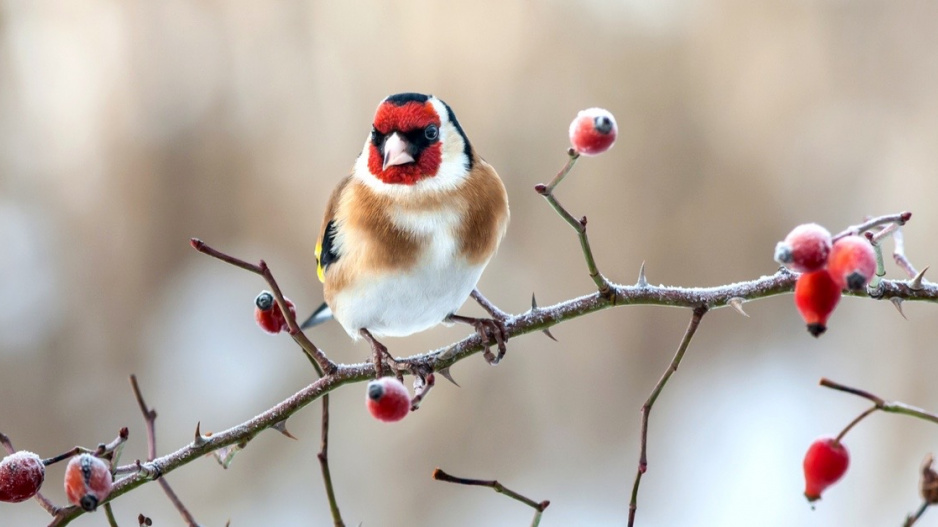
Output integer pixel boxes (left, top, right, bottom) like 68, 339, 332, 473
302, 92, 510, 370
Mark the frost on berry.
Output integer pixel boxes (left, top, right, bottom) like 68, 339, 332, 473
794, 270, 842, 337
775, 223, 832, 273
803, 437, 849, 502
827, 235, 877, 291
0, 451, 45, 503
366, 377, 411, 423
569, 108, 618, 156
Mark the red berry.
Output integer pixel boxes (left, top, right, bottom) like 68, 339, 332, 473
254, 291, 295, 334
803, 437, 849, 502
774, 223, 832, 273
64, 454, 113, 512
794, 270, 842, 337
827, 235, 877, 291
366, 377, 411, 423
0, 451, 45, 503
569, 108, 617, 156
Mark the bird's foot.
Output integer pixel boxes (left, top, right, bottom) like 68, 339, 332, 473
447, 314, 509, 365
360, 328, 394, 378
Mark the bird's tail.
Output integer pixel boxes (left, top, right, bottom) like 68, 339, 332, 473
300, 302, 333, 329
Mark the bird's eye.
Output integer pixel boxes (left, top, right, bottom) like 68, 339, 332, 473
371, 127, 382, 144
424, 125, 439, 141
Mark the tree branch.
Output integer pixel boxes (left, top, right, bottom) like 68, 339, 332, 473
47, 239, 938, 525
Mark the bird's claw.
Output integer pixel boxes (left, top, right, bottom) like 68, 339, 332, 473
472, 318, 509, 365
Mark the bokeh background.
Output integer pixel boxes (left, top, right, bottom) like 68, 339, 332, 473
2, 1, 938, 525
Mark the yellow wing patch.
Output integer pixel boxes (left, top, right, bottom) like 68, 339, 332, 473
315, 242, 325, 283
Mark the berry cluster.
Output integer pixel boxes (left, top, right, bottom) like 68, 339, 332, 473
774, 224, 877, 336
0, 450, 113, 512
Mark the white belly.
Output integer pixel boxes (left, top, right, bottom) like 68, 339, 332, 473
330, 206, 488, 338
332, 259, 485, 338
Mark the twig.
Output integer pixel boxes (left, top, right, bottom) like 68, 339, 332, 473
904, 502, 929, 526
833, 211, 911, 241
190, 239, 337, 375
471, 289, 510, 320
41, 428, 129, 467
433, 468, 550, 527
317, 392, 345, 527
129, 375, 201, 527
628, 306, 707, 527
893, 228, 919, 279
835, 405, 878, 442
104, 503, 119, 527
819, 378, 938, 426
535, 150, 613, 298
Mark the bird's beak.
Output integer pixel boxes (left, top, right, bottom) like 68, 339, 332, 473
382, 133, 415, 170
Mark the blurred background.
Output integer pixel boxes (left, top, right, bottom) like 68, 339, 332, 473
2, 0, 938, 525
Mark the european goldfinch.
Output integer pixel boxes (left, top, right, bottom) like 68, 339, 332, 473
303, 93, 510, 366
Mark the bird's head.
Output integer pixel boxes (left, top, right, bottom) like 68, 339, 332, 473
362, 93, 472, 187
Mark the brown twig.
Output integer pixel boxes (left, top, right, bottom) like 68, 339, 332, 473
628, 306, 707, 527
820, 378, 938, 426
471, 289, 510, 320
835, 405, 878, 443
129, 375, 201, 527
433, 468, 549, 527
317, 391, 345, 527
190, 239, 337, 375
535, 150, 613, 298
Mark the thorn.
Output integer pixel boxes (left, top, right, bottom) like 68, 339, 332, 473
542, 328, 558, 341
271, 420, 298, 440
728, 297, 749, 317
637, 261, 648, 287
890, 297, 907, 320
438, 367, 460, 388
911, 266, 929, 290
531, 293, 538, 311
193, 422, 207, 446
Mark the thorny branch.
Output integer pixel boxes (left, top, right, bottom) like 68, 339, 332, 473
48, 235, 938, 525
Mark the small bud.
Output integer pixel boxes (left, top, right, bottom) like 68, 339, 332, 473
794, 270, 842, 337
366, 377, 411, 423
774, 223, 832, 273
568, 108, 618, 156
921, 454, 938, 504
827, 235, 877, 291
64, 454, 113, 512
803, 437, 849, 502
0, 451, 45, 503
